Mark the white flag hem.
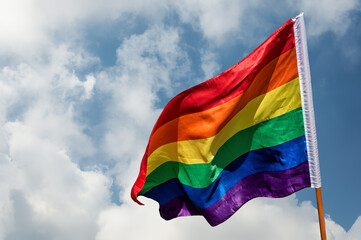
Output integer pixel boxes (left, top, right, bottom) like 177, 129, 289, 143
293, 12, 322, 188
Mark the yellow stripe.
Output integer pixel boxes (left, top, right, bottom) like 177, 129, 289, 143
146, 78, 302, 176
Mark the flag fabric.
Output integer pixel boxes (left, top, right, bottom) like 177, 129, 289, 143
131, 13, 321, 226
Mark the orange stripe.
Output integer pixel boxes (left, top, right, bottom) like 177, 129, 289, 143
148, 47, 298, 155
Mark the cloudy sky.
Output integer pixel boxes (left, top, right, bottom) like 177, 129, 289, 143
0, 1, 360, 239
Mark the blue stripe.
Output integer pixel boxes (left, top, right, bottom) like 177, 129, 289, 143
144, 135, 308, 209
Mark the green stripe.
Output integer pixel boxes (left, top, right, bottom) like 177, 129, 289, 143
140, 107, 305, 195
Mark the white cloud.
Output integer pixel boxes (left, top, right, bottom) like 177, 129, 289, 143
172, 0, 361, 46
0, 44, 98, 157
0, 0, 170, 58
83, 75, 96, 100
348, 217, 361, 240
0, 119, 112, 239
95, 195, 361, 240
1, 0, 358, 59
200, 50, 221, 81
295, 0, 360, 36
173, 0, 245, 44
0, 39, 110, 239
0, 1, 46, 56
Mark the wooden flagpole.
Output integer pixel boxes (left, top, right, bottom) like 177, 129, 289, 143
315, 188, 326, 240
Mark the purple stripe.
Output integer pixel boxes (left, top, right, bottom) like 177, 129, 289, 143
159, 162, 311, 226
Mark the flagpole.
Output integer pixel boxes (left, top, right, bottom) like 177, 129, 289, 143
315, 188, 326, 240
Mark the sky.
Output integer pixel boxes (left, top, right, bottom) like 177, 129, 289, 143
0, 1, 360, 239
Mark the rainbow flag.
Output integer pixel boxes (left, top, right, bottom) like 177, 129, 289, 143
131, 13, 321, 226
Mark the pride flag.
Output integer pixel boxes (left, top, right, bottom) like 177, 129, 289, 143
131, 13, 321, 226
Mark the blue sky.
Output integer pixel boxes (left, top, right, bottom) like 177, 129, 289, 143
0, 1, 360, 239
